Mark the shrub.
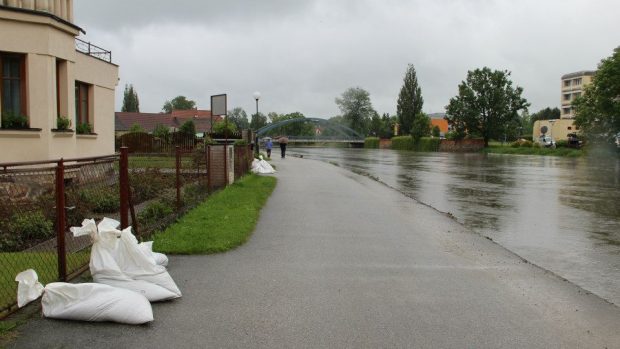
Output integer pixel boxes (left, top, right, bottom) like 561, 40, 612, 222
555, 139, 568, 148
521, 140, 533, 148
364, 137, 380, 148
391, 136, 414, 150
1, 112, 29, 129
212, 120, 237, 135
130, 169, 174, 203
79, 187, 120, 213
76, 122, 93, 134
56, 116, 71, 130
415, 137, 441, 152
234, 139, 248, 146
432, 125, 441, 138
510, 141, 521, 148
10, 211, 54, 242
138, 200, 174, 222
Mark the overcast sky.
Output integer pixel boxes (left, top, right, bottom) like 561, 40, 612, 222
74, 0, 619, 119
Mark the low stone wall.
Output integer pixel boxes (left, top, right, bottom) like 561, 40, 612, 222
439, 139, 485, 152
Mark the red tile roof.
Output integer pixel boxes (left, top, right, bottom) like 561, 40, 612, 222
115, 110, 222, 133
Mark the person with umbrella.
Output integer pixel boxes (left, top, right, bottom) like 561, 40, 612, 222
278, 135, 289, 158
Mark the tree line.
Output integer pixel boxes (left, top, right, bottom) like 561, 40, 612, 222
122, 45, 619, 147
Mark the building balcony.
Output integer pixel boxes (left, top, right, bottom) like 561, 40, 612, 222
75, 38, 112, 63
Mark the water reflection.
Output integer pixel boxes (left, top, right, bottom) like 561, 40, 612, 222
290, 147, 620, 304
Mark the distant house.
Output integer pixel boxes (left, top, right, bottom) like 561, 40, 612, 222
428, 113, 449, 134
115, 109, 221, 136
0, 0, 119, 162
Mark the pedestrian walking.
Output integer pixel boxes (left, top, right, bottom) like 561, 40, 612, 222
265, 138, 273, 159
279, 136, 289, 158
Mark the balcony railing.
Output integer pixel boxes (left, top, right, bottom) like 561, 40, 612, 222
75, 38, 112, 63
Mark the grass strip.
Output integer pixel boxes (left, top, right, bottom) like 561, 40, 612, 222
153, 174, 277, 254
482, 146, 583, 157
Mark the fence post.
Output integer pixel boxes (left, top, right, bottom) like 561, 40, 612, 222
119, 147, 129, 229
176, 146, 181, 211
55, 159, 67, 282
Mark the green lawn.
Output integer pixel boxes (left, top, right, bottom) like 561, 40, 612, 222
483, 145, 583, 157
153, 174, 277, 254
0, 251, 90, 314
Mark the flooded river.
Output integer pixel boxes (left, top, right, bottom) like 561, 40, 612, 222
289, 147, 620, 305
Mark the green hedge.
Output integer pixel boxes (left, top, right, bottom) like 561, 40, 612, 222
364, 137, 380, 148
391, 136, 440, 152
415, 137, 441, 152
391, 136, 413, 150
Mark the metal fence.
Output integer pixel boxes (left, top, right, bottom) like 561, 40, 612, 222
0, 144, 254, 318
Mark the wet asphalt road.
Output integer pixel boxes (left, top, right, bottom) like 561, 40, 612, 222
7, 156, 620, 348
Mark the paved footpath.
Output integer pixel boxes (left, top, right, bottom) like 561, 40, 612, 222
8, 157, 620, 348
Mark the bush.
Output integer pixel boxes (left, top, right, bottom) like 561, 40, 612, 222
79, 187, 120, 213
138, 200, 174, 222
130, 169, 175, 203
521, 140, 533, 148
391, 136, 414, 150
10, 211, 54, 242
555, 139, 568, 148
364, 137, 380, 148
432, 126, 441, 138
234, 139, 248, 146
510, 141, 521, 148
415, 137, 441, 152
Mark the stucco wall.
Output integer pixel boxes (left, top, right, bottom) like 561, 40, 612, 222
0, 7, 118, 163
532, 119, 577, 142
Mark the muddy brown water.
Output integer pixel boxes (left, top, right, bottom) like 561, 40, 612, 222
290, 147, 620, 305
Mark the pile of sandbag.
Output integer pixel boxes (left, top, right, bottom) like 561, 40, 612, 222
70, 218, 181, 302
15, 217, 181, 324
251, 155, 276, 174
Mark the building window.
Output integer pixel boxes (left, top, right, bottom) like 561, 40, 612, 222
562, 107, 571, 115
75, 81, 92, 133
564, 94, 571, 101
0, 53, 27, 128
564, 80, 571, 87
574, 78, 582, 85
567, 126, 572, 130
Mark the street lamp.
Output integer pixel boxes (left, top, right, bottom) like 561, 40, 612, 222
253, 91, 261, 155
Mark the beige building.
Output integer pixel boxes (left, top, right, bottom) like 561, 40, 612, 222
0, 0, 118, 163
560, 70, 595, 119
532, 119, 578, 142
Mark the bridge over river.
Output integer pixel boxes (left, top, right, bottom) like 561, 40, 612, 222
256, 117, 365, 146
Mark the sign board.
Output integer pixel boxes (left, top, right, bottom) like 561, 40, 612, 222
211, 94, 227, 116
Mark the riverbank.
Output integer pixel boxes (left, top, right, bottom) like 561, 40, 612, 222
7, 156, 620, 348
482, 144, 583, 157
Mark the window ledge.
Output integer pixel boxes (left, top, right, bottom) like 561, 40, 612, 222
76, 133, 98, 139
0, 128, 42, 138
52, 129, 74, 137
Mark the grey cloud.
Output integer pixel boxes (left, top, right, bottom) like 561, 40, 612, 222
75, 0, 620, 118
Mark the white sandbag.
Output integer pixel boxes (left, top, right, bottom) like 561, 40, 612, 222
15, 270, 153, 325
71, 218, 181, 301
138, 241, 169, 267
15, 269, 44, 307
251, 156, 276, 174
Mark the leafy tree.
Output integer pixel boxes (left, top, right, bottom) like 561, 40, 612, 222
162, 96, 196, 113
397, 64, 425, 139
179, 120, 196, 136
530, 107, 560, 124
152, 124, 170, 139
267, 112, 314, 137
432, 125, 440, 138
368, 112, 383, 137
212, 120, 238, 134
129, 123, 144, 133
121, 84, 140, 112
250, 112, 268, 130
574, 46, 620, 144
335, 87, 376, 135
445, 67, 530, 147
227, 107, 249, 130
411, 112, 431, 140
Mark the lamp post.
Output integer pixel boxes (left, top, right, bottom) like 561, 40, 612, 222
253, 91, 261, 156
